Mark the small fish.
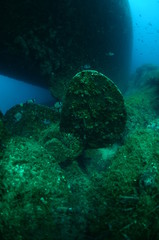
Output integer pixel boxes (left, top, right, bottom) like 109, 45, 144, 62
105, 52, 115, 57
26, 98, 36, 104
81, 64, 91, 70
148, 22, 152, 26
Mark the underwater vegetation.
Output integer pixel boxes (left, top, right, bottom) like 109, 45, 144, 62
1, 66, 159, 239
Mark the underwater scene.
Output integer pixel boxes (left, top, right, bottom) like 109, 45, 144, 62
0, 0, 159, 239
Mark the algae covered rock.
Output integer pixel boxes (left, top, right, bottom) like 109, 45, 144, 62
0, 137, 80, 240
0, 110, 9, 157
4, 102, 59, 139
134, 64, 159, 88
60, 70, 127, 148
39, 123, 83, 163
88, 129, 159, 240
0, 136, 91, 240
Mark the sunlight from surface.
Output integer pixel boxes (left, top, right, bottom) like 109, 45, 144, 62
129, 0, 159, 72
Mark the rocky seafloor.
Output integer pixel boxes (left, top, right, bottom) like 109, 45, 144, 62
1, 66, 159, 240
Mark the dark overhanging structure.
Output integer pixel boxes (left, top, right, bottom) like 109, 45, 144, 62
0, 0, 132, 99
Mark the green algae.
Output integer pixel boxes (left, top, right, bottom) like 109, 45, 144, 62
60, 70, 127, 148
1, 67, 159, 239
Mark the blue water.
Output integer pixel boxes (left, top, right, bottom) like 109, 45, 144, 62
0, 75, 54, 114
129, 0, 159, 72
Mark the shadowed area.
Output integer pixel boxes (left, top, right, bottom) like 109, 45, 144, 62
0, 0, 132, 98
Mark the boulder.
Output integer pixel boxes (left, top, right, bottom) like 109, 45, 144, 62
60, 70, 127, 148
